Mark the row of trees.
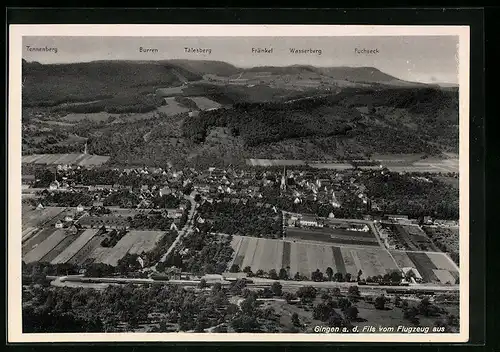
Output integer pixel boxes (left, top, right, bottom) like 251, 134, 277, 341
233, 265, 397, 284
100, 229, 127, 248
127, 213, 174, 231
34, 191, 93, 207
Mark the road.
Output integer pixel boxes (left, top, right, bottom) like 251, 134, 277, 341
156, 191, 197, 267
51, 274, 459, 294
247, 277, 459, 292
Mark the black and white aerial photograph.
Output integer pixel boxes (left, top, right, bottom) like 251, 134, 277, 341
11, 26, 469, 342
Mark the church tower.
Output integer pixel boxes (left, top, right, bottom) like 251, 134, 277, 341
280, 166, 287, 191
83, 141, 88, 155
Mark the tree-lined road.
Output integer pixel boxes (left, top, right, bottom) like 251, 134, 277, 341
156, 191, 197, 267
52, 274, 459, 294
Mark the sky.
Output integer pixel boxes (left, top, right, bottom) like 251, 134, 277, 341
22, 36, 459, 84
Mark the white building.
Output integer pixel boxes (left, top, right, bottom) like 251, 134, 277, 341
299, 216, 319, 228
402, 267, 423, 283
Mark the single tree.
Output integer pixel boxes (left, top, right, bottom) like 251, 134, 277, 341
338, 297, 352, 311
326, 267, 334, 281
260, 287, 274, 298
389, 270, 403, 283
243, 266, 252, 274
328, 310, 345, 328
344, 306, 359, 321
311, 269, 324, 282
283, 292, 297, 303
291, 312, 301, 327
394, 295, 402, 307
240, 297, 257, 315
279, 268, 288, 280
296, 286, 317, 303
271, 281, 283, 296
229, 264, 240, 273
403, 306, 420, 325
374, 295, 386, 310
231, 314, 260, 332
268, 269, 279, 280
347, 285, 360, 298
313, 302, 332, 321
333, 272, 344, 282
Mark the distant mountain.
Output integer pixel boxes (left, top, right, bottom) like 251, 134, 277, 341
244, 65, 317, 75
21, 59, 459, 167
436, 82, 459, 88
22, 60, 202, 107
162, 59, 241, 76
233, 64, 426, 87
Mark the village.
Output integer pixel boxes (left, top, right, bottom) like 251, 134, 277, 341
21, 156, 459, 289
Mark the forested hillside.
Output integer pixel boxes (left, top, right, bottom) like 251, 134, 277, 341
22, 60, 459, 167
22, 60, 201, 108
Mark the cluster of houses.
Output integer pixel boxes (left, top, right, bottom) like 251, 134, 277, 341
190, 167, 370, 209
27, 163, 383, 233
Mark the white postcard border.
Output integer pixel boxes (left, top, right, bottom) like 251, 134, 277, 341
8, 24, 470, 343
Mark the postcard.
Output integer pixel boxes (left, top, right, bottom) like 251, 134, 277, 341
8, 24, 469, 343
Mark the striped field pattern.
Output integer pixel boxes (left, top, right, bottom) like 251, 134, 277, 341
228, 235, 459, 284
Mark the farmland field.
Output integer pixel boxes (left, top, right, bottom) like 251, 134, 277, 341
156, 85, 187, 97
228, 236, 458, 284
393, 250, 459, 284
67, 235, 104, 265
246, 156, 459, 173
39, 232, 81, 263
22, 206, 67, 230
92, 230, 164, 266
22, 153, 110, 166
62, 112, 116, 123
285, 227, 379, 247
246, 159, 307, 167
23, 229, 67, 264
422, 226, 459, 257
187, 96, 222, 110
22, 227, 39, 242
391, 224, 439, 252
51, 229, 99, 264
371, 154, 459, 173
308, 163, 353, 170
229, 236, 399, 279
158, 97, 190, 116
22, 227, 58, 256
